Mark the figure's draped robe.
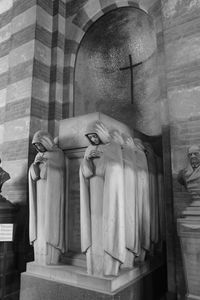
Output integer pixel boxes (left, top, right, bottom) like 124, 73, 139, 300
29, 148, 66, 265
122, 143, 138, 267
80, 142, 126, 276
134, 141, 150, 259
144, 143, 159, 248
156, 156, 165, 246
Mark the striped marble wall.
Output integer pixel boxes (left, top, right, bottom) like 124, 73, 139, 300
162, 0, 200, 298
0, 0, 37, 203
143, 0, 177, 295
0, 0, 67, 203
32, 0, 66, 139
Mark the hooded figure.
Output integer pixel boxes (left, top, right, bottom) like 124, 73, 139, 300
79, 122, 126, 276
29, 131, 66, 265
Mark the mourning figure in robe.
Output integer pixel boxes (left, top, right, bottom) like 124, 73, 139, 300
120, 134, 138, 268
29, 131, 65, 265
79, 122, 126, 276
144, 142, 159, 251
134, 138, 150, 261
156, 155, 165, 247
178, 145, 200, 200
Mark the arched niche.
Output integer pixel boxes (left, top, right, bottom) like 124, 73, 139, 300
74, 7, 161, 136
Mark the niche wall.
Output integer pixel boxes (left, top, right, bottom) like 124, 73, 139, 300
74, 7, 161, 136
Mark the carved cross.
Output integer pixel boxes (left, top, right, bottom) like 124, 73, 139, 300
120, 54, 142, 104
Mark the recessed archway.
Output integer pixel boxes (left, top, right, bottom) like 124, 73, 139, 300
73, 6, 161, 135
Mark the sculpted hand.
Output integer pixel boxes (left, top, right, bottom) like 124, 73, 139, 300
34, 154, 45, 165
95, 122, 111, 143
87, 149, 102, 160
125, 136, 135, 148
111, 131, 124, 146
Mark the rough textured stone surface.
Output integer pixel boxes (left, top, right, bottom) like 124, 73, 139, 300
74, 7, 161, 135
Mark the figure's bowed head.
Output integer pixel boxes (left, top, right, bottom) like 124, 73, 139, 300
85, 133, 101, 145
33, 142, 47, 153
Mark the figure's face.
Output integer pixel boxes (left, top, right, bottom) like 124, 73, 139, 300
33, 142, 47, 153
86, 133, 101, 145
188, 146, 200, 169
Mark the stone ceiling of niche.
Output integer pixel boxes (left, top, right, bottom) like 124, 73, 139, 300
74, 7, 160, 135
81, 7, 156, 69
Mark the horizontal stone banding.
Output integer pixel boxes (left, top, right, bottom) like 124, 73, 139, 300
2, 138, 29, 160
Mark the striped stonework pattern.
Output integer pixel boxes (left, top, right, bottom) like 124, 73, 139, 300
0, 0, 37, 203
32, 0, 66, 137
162, 0, 200, 297
144, 0, 178, 294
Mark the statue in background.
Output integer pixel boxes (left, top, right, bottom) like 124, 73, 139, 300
0, 159, 10, 193
79, 122, 126, 276
178, 145, 200, 200
29, 131, 65, 265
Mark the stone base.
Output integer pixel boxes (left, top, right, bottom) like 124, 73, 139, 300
20, 257, 166, 300
177, 217, 200, 300
187, 294, 200, 300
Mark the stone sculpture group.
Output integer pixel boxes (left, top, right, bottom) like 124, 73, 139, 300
28, 119, 164, 277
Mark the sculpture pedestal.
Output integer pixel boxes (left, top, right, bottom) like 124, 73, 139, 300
177, 205, 200, 300
19, 257, 166, 300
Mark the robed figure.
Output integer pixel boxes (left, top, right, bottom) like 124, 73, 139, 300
79, 122, 126, 276
29, 131, 66, 265
144, 142, 159, 250
111, 132, 138, 268
122, 136, 139, 266
156, 155, 165, 247
134, 138, 151, 260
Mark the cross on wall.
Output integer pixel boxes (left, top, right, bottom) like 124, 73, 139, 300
119, 54, 142, 104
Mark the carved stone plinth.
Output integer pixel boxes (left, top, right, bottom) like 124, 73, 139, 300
177, 212, 200, 300
20, 257, 166, 300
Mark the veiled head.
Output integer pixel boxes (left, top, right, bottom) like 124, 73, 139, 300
85, 132, 101, 145
32, 131, 56, 152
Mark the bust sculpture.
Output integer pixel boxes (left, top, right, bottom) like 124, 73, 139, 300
28, 131, 66, 265
178, 144, 200, 201
0, 159, 10, 193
